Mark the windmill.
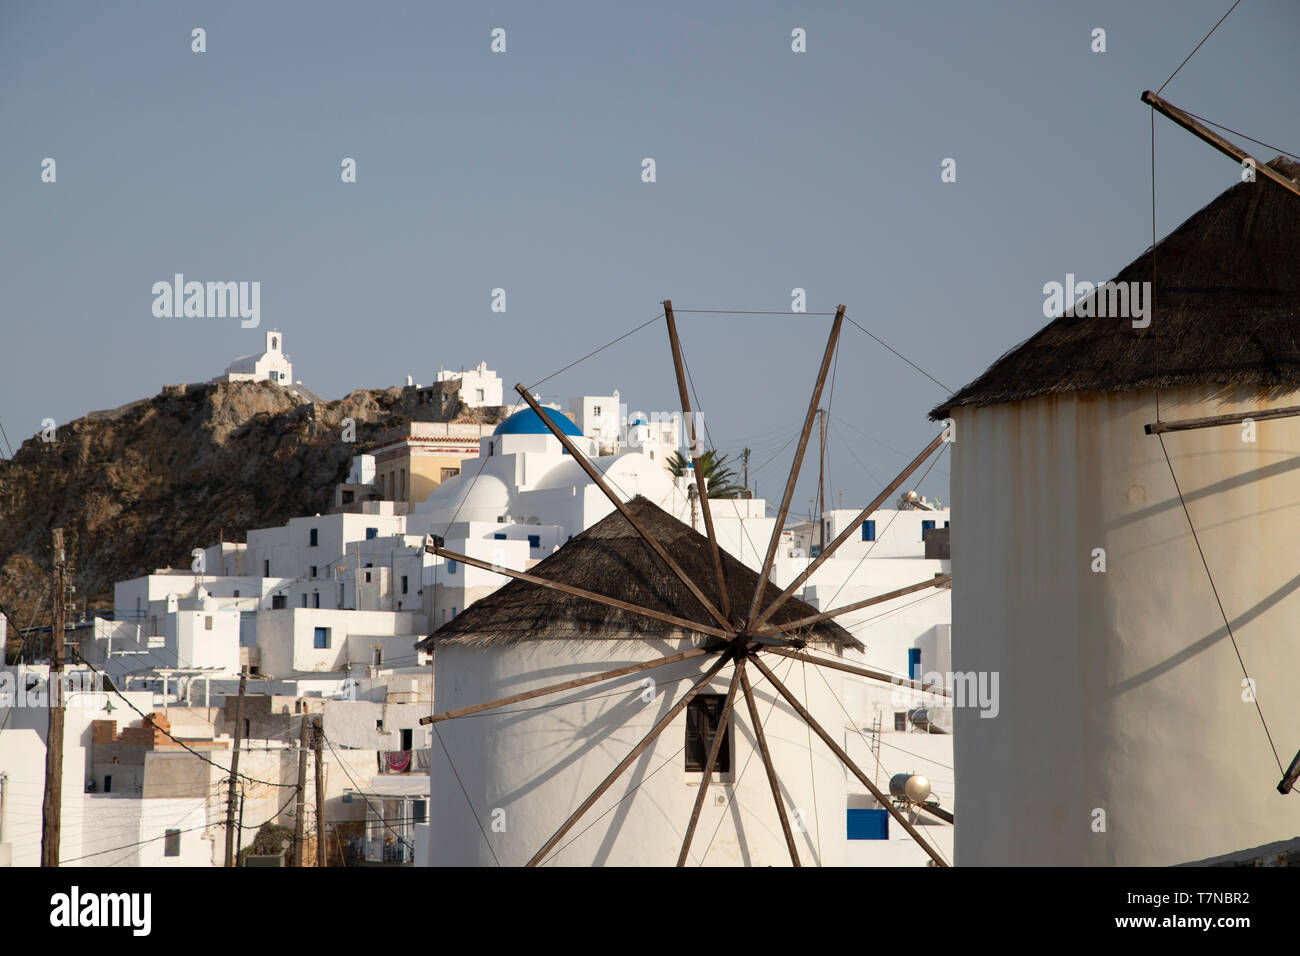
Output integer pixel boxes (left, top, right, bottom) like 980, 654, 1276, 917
417, 301, 953, 866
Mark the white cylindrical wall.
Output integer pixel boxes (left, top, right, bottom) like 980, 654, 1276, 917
427, 639, 847, 866
949, 386, 1300, 864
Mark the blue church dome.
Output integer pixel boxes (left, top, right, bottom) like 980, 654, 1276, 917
493, 407, 584, 437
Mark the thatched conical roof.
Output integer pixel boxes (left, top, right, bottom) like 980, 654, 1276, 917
417, 495, 863, 649
931, 158, 1300, 419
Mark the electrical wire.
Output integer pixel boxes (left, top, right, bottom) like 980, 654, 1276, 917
1156, 435, 1284, 774
321, 733, 419, 856
430, 722, 500, 866
75, 656, 296, 789
843, 313, 951, 393
526, 313, 664, 391
1156, 0, 1244, 95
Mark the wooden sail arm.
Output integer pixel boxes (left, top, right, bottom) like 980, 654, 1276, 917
761, 646, 952, 698
664, 299, 730, 620
744, 306, 846, 625
749, 653, 949, 866
676, 657, 743, 866
739, 661, 800, 866
512, 384, 732, 632
1143, 91, 1300, 201
754, 573, 950, 634
751, 433, 946, 631
418, 646, 718, 725
916, 802, 953, 824
1146, 403, 1300, 436
1278, 746, 1300, 794
527, 653, 732, 866
424, 543, 730, 640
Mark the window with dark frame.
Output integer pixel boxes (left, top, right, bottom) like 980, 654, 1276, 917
164, 829, 181, 857
684, 694, 732, 773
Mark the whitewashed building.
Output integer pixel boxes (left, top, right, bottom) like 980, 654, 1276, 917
437, 361, 502, 408
932, 160, 1300, 865
220, 330, 293, 385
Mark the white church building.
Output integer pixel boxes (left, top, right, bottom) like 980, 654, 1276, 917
219, 330, 293, 385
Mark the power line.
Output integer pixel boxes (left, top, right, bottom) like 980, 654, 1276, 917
430, 723, 500, 866
56, 786, 300, 865
1173, 107, 1300, 163
75, 656, 296, 789
808, 661, 952, 865
1156, 435, 1284, 774
673, 309, 838, 315
818, 442, 949, 614
526, 313, 664, 391
321, 733, 418, 857
843, 314, 950, 393
1156, 0, 1244, 95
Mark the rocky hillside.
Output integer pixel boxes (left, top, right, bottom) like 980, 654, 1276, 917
0, 380, 495, 657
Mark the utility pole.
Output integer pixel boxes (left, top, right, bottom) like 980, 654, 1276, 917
313, 715, 326, 867
237, 788, 246, 867
223, 671, 247, 867
817, 408, 826, 554
40, 528, 67, 867
294, 714, 310, 866
742, 447, 750, 496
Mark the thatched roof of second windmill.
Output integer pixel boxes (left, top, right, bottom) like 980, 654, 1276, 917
416, 495, 863, 650
931, 158, 1300, 419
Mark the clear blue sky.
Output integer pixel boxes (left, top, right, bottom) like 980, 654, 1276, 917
3, 0, 1297, 513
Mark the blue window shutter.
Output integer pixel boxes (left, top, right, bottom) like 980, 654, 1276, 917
908, 647, 921, 680
493, 533, 506, 540
921, 520, 936, 538
847, 808, 889, 840
861, 520, 876, 542
366, 527, 378, 540
528, 535, 540, 548
447, 560, 456, 574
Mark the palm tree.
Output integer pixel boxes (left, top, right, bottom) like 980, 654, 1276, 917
665, 449, 745, 498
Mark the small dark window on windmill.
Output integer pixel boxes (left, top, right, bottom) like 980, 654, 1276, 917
685, 694, 731, 773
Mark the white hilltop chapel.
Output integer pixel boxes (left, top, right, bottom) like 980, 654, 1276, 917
219, 330, 293, 385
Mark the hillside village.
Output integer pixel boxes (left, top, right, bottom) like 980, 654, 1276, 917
0, 333, 955, 867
